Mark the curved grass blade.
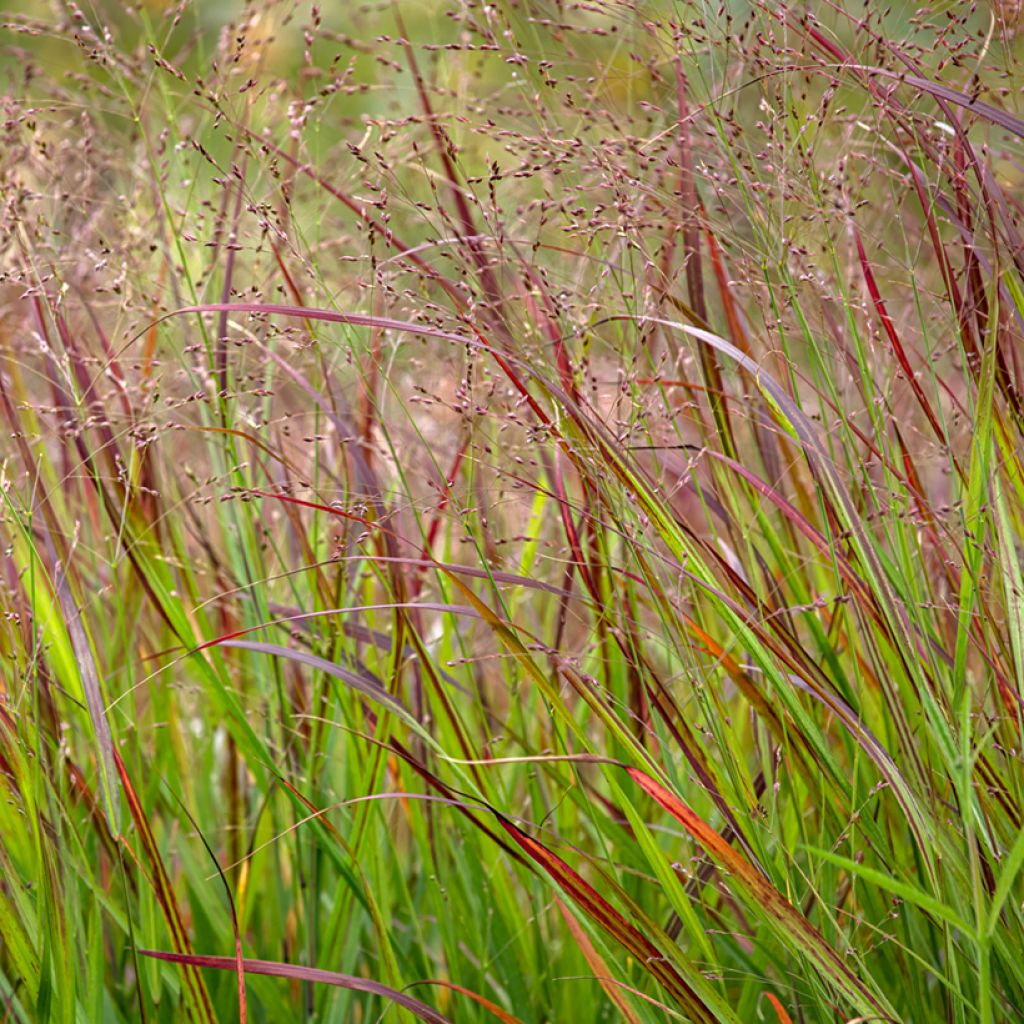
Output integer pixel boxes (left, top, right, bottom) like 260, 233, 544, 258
763, 992, 794, 1024
854, 65, 1024, 139
217, 639, 413, 722
137, 951, 453, 1024
408, 981, 527, 1024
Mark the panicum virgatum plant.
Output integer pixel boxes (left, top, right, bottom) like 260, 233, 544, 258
1, 2, 1024, 1021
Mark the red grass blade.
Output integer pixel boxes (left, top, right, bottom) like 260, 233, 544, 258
408, 981, 527, 1024
555, 899, 643, 1024
763, 991, 795, 1024
495, 816, 723, 1024
854, 64, 1024, 139
853, 226, 950, 455
137, 952, 452, 1024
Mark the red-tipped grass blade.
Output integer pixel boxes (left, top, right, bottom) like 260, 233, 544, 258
627, 767, 893, 1021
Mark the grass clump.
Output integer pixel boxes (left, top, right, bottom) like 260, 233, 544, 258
1, 1, 1024, 1021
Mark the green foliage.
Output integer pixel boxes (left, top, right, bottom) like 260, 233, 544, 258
1, 1, 1023, 1021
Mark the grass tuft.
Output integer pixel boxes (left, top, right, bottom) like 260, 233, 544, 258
1, 2, 1023, 1021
